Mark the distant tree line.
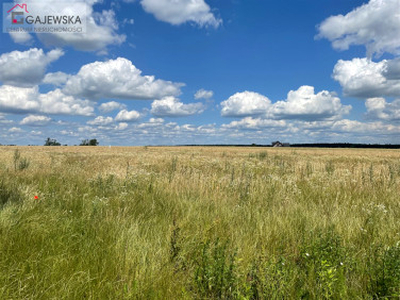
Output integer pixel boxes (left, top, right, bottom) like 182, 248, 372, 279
289, 143, 400, 149
79, 139, 99, 146
179, 143, 400, 149
43, 138, 99, 146
44, 138, 61, 146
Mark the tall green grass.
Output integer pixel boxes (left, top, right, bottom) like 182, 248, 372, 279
0, 147, 399, 298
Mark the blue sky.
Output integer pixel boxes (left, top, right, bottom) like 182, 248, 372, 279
0, 0, 399, 145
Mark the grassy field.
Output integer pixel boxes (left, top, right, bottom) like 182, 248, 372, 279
0, 146, 400, 299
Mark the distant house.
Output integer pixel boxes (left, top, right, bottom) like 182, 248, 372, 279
272, 141, 283, 147
272, 141, 290, 147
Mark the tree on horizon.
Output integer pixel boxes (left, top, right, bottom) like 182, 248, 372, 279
44, 138, 61, 146
80, 139, 99, 146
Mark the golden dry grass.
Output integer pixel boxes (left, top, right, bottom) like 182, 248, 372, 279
0, 146, 400, 298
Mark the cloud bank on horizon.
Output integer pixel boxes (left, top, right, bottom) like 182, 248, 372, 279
0, 0, 399, 145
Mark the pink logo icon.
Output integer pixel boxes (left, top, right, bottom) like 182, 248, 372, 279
7, 3, 28, 25
7, 4, 29, 14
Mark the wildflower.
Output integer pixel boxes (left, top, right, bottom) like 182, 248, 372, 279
34, 195, 39, 200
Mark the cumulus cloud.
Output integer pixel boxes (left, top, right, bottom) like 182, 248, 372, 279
330, 119, 400, 135
9, 32, 33, 44
98, 101, 127, 113
0, 85, 40, 113
11, 0, 126, 52
221, 87, 350, 121
38, 89, 94, 116
194, 89, 213, 100
317, 0, 400, 57
150, 96, 205, 117
218, 116, 400, 144
87, 116, 114, 126
115, 109, 141, 122
0, 48, 64, 87
365, 98, 400, 121
140, 0, 222, 28
30, 130, 43, 136
137, 118, 165, 128
0, 85, 94, 116
43, 72, 71, 86
115, 122, 129, 130
20, 115, 52, 126
269, 86, 351, 121
63, 57, 183, 100
222, 117, 286, 130
39, 10, 126, 52
287, 119, 400, 142
383, 58, 400, 80
333, 58, 400, 98
9, 127, 23, 133
221, 91, 271, 117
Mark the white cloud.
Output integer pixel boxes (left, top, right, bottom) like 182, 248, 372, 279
317, 0, 400, 57
98, 101, 127, 113
333, 58, 400, 98
197, 124, 216, 134
63, 57, 183, 100
78, 125, 97, 133
38, 89, 94, 116
94, 9, 119, 31
0, 48, 64, 87
269, 86, 351, 120
20, 115, 52, 126
150, 117, 164, 123
9, 127, 23, 133
115, 122, 128, 130
222, 117, 287, 130
221, 91, 271, 117
150, 96, 205, 117
30, 130, 43, 136
140, 0, 222, 28
137, 118, 165, 128
180, 124, 196, 132
218, 116, 400, 144
87, 116, 114, 126
0, 85, 94, 116
0, 85, 40, 113
12, 1, 126, 52
365, 98, 400, 121
221, 87, 351, 121
43, 72, 71, 86
6, 112, 399, 146
115, 109, 141, 122
195, 88, 213, 99
330, 119, 400, 135
123, 18, 135, 25
150, 118, 165, 123
9, 32, 33, 44
384, 58, 400, 80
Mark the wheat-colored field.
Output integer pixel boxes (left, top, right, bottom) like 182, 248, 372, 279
0, 146, 400, 299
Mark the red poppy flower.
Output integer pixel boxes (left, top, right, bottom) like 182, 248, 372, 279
34, 196, 39, 200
